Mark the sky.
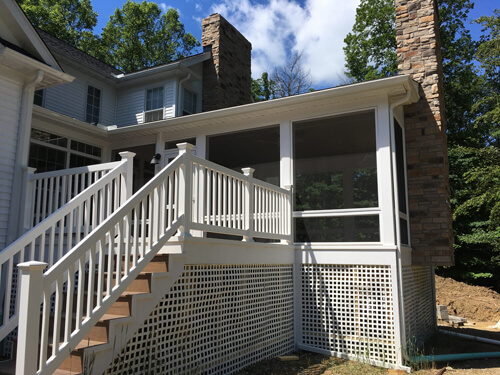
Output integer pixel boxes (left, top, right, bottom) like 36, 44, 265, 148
93, 0, 497, 89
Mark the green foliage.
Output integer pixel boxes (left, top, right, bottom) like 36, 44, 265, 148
252, 72, 275, 102
18, 0, 199, 73
444, 146, 500, 286
473, 10, 500, 145
99, 1, 199, 72
17, 0, 98, 48
343, 0, 397, 82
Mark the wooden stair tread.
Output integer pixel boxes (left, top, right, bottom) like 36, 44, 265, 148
74, 339, 107, 351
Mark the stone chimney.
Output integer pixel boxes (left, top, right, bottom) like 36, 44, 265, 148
395, 0, 453, 266
201, 14, 252, 112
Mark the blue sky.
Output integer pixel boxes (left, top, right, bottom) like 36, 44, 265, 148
92, 0, 497, 89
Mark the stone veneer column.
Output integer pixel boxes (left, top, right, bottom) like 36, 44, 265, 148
395, 0, 454, 265
201, 14, 252, 112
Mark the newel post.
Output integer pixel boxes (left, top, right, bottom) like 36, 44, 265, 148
119, 151, 136, 203
242, 168, 255, 242
177, 143, 194, 237
19, 167, 37, 234
16, 261, 47, 375
284, 184, 293, 244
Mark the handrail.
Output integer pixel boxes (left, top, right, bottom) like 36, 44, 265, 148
26, 161, 127, 228
190, 154, 292, 241
0, 152, 134, 342
18, 155, 184, 374
15, 144, 293, 374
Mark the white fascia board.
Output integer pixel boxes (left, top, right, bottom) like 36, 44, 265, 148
33, 106, 108, 138
1, 0, 62, 70
0, 46, 73, 88
108, 74, 419, 139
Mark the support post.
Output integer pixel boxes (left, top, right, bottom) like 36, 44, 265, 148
119, 151, 136, 204
242, 168, 255, 242
19, 167, 37, 234
16, 261, 47, 375
177, 143, 194, 237
283, 184, 293, 244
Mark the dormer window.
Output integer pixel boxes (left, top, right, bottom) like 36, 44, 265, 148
86, 85, 101, 124
183, 88, 197, 115
145, 87, 164, 122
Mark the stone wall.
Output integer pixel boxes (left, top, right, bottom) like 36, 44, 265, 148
201, 14, 252, 112
395, 0, 453, 266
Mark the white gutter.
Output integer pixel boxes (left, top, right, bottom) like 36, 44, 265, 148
8, 70, 45, 243
389, 87, 415, 360
176, 73, 191, 117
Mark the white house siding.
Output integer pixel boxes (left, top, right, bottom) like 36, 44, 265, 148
44, 65, 117, 126
0, 76, 22, 250
163, 80, 175, 119
116, 87, 144, 126
116, 78, 176, 127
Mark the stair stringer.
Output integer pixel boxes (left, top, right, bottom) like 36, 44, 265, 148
83, 253, 186, 375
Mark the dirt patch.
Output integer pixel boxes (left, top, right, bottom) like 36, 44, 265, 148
435, 275, 500, 322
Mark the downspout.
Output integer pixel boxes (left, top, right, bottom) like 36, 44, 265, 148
176, 73, 191, 117
8, 70, 44, 244
389, 88, 412, 362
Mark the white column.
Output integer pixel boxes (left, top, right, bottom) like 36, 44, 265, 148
279, 121, 293, 188
119, 151, 136, 202
16, 261, 47, 375
177, 143, 194, 237
242, 167, 255, 241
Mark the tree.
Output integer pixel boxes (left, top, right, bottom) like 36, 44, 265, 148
270, 52, 313, 98
473, 10, 500, 145
17, 0, 98, 48
343, 0, 397, 82
252, 72, 275, 102
99, 1, 199, 72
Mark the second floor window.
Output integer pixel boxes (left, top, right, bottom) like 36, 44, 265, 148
86, 85, 101, 124
34, 89, 44, 106
183, 88, 197, 115
145, 86, 164, 122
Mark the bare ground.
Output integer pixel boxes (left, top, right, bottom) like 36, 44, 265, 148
235, 276, 500, 375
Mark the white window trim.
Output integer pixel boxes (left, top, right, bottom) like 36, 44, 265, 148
144, 86, 165, 123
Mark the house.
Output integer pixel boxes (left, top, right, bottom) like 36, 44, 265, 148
0, 0, 453, 374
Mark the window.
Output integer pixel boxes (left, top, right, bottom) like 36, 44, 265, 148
34, 89, 44, 106
86, 85, 101, 124
183, 88, 197, 115
293, 111, 379, 242
29, 129, 102, 173
145, 87, 164, 122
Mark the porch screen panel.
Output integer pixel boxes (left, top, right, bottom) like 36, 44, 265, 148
293, 111, 379, 242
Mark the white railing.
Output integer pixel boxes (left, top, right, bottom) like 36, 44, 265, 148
0, 152, 134, 342
24, 161, 124, 229
15, 143, 292, 374
190, 158, 292, 241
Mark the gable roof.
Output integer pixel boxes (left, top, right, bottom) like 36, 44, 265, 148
37, 29, 123, 77
0, 0, 61, 70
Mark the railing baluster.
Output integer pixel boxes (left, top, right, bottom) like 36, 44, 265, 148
133, 207, 139, 268
75, 254, 85, 331
107, 226, 115, 293
64, 263, 75, 342
3, 259, 12, 322
97, 236, 105, 307
52, 276, 63, 356
39, 288, 50, 370
87, 244, 96, 317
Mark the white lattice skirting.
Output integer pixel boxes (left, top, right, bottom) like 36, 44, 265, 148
106, 264, 294, 375
301, 264, 397, 364
402, 265, 435, 347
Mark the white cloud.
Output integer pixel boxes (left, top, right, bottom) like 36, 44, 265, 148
211, 0, 360, 88
159, 2, 167, 13
195, 3, 202, 12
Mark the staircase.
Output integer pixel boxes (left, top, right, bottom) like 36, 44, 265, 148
0, 143, 292, 375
